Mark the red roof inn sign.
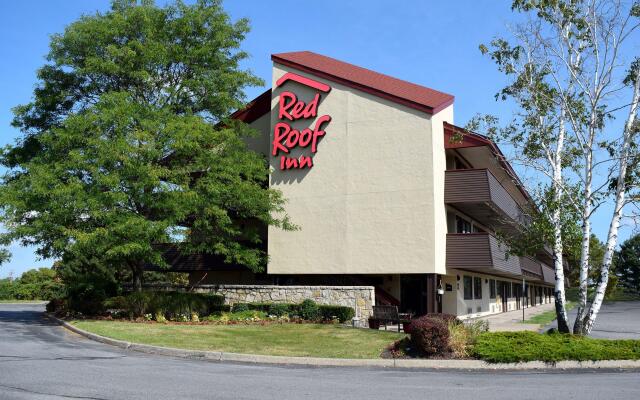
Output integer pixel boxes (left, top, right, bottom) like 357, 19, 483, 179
272, 73, 331, 170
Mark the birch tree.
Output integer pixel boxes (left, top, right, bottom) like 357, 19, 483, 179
481, 0, 639, 334
583, 59, 640, 334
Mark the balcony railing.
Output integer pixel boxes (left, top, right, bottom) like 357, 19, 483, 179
541, 265, 555, 284
446, 233, 521, 278
445, 168, 527, 232
446, 232, 555, 283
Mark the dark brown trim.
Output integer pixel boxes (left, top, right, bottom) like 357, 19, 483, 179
229, 89, 272, 124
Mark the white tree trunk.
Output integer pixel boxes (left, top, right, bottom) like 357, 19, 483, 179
582, 68, 640, 335
574, 130, 594, 334
552, 110, 570, 333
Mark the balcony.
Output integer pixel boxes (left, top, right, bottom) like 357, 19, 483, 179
520, 256, 547, 282
446, 233, 521, 278
445, 168, 526, 233
541, 265, 555, 284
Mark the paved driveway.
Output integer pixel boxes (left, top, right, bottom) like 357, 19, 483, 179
1, 303, 640, 400
546, 301, 640, 339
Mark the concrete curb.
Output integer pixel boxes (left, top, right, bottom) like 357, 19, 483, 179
46, 314, 640, 370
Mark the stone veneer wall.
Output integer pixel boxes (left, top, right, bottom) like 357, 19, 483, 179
147, 284, 375, 327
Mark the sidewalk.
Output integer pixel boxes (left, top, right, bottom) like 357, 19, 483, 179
475, 303, 555, 332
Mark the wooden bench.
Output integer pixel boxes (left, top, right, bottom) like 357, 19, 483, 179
371, 305, 412, 332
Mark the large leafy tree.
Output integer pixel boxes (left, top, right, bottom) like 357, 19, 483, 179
0, 0, 293, 290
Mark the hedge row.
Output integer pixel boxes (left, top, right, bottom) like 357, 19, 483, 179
232, 300, 355, 322
52, 290, 356, 323
103, 291, 226, 318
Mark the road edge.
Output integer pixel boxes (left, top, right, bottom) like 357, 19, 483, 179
46, 313, 640, 370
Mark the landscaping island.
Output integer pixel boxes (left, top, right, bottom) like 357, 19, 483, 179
49, 290, 640, 364
69, 318, 640, 363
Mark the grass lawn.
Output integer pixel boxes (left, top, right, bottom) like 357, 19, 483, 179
0, 299, 44, 303
72, 320, 406, 359
522, 301, 575, 326
472, 331, 640, 363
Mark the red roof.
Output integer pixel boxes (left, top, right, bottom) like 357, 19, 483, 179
272, 51, 454, 115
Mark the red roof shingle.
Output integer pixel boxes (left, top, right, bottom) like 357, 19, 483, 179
272, 51, 454, 114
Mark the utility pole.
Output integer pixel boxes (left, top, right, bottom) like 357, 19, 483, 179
522, 277, 526, 322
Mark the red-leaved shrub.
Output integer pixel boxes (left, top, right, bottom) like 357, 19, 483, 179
409, 315, 450, 356
423, 313, 461, 325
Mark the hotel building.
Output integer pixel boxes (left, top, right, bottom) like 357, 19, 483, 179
174, 51, 555, 319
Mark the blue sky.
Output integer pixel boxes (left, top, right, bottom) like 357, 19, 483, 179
0, 1, 636, 278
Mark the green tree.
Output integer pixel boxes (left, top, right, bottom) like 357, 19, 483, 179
616, 234, 640, 293
11, 267, 65, 300
0, 0, 293, 291
480, 0, 640, 334
565, 234, 606, 287
0, 278, 14, 300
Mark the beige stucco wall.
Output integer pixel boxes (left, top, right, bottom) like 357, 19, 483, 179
266, 62, 453, 275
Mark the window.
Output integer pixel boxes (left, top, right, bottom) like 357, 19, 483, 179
498, 281, 511, 298
456, 216, 472, 234
447, 154, 470, 170
463, 276, 473, 300
489, 280, 496, 299
473, 277, 482, 299
446, 212, 456, 233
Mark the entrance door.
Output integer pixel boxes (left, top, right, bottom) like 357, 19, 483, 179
401, 276, 427, 315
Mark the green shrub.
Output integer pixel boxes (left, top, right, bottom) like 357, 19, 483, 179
229, 302, 304, 315
203, 310, 268, 322
472, 331, 640, 363
66, 280, 116, 315
318, 305, 355, 322
46, 298, 67, 313
103, 296, 129, 310
268, 303, 291, 317
126, 291, 157, 317
410, 315, 450, 356
300, 299, 320, 321
228, 310, 268, 321
123, 291, 225, 318
233, 303, 249, 312
210, 304, 231, 313
218, 301, 351, 321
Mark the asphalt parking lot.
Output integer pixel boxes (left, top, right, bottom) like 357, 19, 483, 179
1, 303, 639, 400
546, 301, 640, 339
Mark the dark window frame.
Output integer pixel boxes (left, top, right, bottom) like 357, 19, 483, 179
463, 276, 473, 300
473, 277, 482, 299
489, 279, 496, 299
